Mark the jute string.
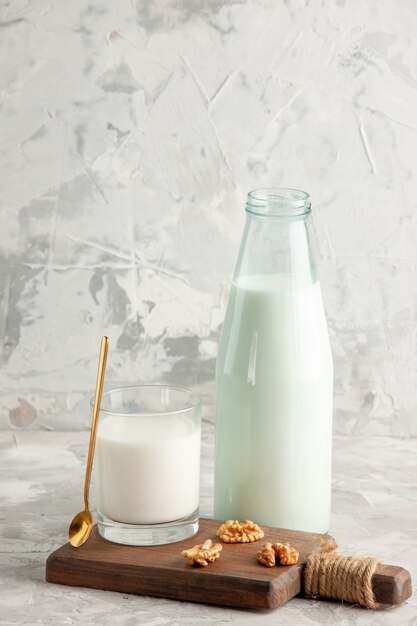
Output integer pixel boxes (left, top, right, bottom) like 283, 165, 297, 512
304, 537, 381, 609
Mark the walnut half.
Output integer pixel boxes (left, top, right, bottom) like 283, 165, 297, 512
276, 542, 299, 565
181, 539, 222, 567
257, 542, 276, 567
217, 519, 265, 543
257, 542, 299, 567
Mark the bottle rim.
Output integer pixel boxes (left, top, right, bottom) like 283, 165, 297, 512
246, 188, 311, 217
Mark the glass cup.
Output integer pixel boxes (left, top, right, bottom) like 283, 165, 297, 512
93, 385, 201, 546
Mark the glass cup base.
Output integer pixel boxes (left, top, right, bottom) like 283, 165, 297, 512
97, 509, 199, 546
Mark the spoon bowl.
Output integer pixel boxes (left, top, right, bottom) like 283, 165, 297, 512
69, 509, 93, 547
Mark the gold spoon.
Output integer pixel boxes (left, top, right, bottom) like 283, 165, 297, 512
69, 336, 109, 547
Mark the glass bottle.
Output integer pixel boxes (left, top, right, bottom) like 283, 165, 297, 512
214, 188, 333, 533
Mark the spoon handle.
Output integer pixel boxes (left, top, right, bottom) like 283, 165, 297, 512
84, 336, 109, 511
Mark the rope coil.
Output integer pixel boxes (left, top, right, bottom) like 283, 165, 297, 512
304, 537, 381, 609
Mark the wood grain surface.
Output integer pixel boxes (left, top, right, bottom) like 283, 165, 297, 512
45, 518, 411, 610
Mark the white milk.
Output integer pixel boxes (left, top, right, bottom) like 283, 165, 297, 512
96, 415, 200, 525
214, 274, 333, 533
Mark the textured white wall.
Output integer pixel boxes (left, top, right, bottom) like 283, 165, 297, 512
1, 0, 416, 435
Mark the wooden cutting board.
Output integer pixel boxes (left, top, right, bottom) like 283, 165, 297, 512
45, 518, 411, 610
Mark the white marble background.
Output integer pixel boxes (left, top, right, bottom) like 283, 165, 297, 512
1, 3, 417, 625
1, 0, 417, 435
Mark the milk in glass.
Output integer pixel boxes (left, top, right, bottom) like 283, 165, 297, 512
96, 414, 200, 524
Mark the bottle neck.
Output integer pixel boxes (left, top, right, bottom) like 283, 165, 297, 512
246, 188, 311, 218
233, 189, 317, 283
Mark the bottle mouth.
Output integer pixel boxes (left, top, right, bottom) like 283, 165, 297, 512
246, 188, 311, 217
